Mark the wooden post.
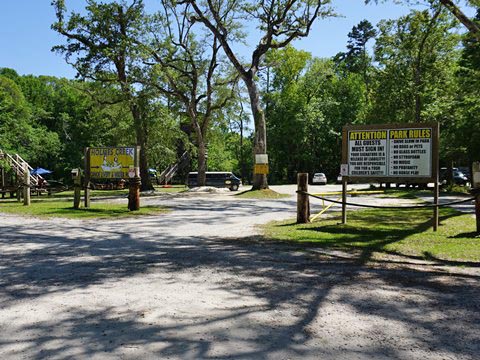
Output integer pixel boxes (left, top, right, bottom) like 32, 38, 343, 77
16, 170, 22, 202
23, 165, 31, 206
84, 148, 91, 208
342, 179, 347, 224
432, 123, 440, 231
433, 179, 439, 231
73, 169, 81, 209
472, 162, 480, 233
475, 194, 480, 234
297, 173, 310, 223
128, 167, 141, 211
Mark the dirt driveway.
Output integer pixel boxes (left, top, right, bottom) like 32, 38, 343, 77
0, 189, 478, 359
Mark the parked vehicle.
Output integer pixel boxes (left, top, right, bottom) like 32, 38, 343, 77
440, 167, 470, 186
187, 172, 241, 191
312, 172, 327, 185
453, 171, 469, 186
458, 167, 471, 181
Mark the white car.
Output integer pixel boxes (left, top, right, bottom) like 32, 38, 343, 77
312, 172, 327, 185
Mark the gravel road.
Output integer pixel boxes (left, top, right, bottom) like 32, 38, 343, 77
0, 186, 478, 359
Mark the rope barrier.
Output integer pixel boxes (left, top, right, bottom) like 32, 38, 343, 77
297, 190, 475, 209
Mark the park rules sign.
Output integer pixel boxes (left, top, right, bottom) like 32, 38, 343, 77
342, 123, 438, 183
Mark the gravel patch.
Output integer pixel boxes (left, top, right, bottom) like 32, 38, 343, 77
0, 187, 478, 359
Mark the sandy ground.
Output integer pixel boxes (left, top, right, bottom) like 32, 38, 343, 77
0, 186, 479, 359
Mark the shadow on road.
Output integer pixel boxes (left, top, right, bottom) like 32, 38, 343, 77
0, 212, 479, 359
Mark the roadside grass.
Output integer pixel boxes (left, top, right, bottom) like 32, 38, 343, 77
236, 189, 290, 199
49, 189, 129, 198
41, 185, 187, 199
380, 189, 432, 200
0, 198, 168, 219
379, 186, 472, 200
263, 207, 480, 263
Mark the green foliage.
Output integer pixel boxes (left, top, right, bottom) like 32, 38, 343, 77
454, 9, 480, 164
266, 51, 367, 183
0, 74, 61, 166
370, 8, 460, 124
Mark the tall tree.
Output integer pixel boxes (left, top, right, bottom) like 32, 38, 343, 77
181, 0, 333, 189
52, 0, 154, 190
141, 1, 239, 186
335, 20, 376, 95
366, 0, 480, 40
455, 9, 480, 165
371, 8, 459, 124
266, 50, 366, 183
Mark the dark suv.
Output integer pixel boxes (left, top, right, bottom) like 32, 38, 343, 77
187, 172, 241, 191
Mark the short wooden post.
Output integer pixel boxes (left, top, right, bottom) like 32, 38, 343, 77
341, 179, 347, 224
84, 184, 91, 208
433, 180, 439, 231
432, 123, 440, 231
72, 169, 81, 209
84, 147, 91, 208
128, 167, 141, 211
472, 162, 480, 233
23, 165, 31, 206
475, 193, 480, 234
297, 173, 310, 223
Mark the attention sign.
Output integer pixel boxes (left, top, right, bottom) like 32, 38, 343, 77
342, 123, 438, 182
86, 147, 139, 179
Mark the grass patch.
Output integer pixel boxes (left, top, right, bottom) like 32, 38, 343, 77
44, 185, 187, 199
236, 189, 290, 199
380, 189, 432, 200
442, 184, 471, 195
377, 186, 472, 199
263, 207, 480, 263
49, 189, 129, 198
0, 198, 167, 219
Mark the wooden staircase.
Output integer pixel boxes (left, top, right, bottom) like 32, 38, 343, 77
158, 151, 189, 185
0, 149, 43, 187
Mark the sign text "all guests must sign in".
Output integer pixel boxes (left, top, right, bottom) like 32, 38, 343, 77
342, 123, 438, 183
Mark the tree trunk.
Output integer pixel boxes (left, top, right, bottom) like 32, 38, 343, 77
132, 105, 153, 191
239, 114, 247, 185
245, 77, 268, 190
414, 66, 422, 123
197, 139, 207, 187
439, 0, 480, 41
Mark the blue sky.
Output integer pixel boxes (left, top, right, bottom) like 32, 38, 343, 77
0, 1, 471, 78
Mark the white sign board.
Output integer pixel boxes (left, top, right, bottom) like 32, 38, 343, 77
348, 130, 388, 176
473, 162, 480, 188
347, 127, 433, 178
255, 154, 268, 164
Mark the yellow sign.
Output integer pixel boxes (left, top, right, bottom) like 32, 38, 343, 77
88, 147, 137, 179
254, 164, 269, 175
